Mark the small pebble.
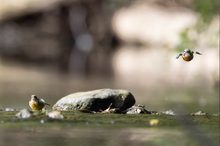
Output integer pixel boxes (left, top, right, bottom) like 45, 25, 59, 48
125, 105, 152, 114
16, 109, 32, 119
162, 110, 176, 115
149, 119, 159, 126
5, 107, 15, 112
40, 119, 45, 124
191, 111, 208, 116
47, 111, 64, 119
110, 120, 115, 124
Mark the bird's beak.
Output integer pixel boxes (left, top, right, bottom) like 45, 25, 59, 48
195, 52, 202, 55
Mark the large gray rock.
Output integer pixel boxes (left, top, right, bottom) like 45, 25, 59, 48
53, 89, 136, 112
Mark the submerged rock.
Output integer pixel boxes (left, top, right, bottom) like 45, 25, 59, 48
16, 109, 32, 119
53, 89, 136, 112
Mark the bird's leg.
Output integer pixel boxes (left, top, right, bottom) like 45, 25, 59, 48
45, 103, 50, 106
102, 103, 113, 113
195, 51, 202, 55
176, 53, 182, 59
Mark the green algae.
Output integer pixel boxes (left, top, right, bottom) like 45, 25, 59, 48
0, 111, 219, 146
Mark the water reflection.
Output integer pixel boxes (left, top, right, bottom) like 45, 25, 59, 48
0, 127, 187, 146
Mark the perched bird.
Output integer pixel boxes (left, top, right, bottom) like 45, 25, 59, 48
176, 49, 202, 62
29, 95, 50, 111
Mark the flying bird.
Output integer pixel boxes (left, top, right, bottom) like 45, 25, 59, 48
176, 49, 202, 62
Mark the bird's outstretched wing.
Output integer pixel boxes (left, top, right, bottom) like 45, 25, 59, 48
176, 53, 182, 59
40, 99, 50, 106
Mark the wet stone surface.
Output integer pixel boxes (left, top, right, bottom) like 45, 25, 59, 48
53, 89, 136, 112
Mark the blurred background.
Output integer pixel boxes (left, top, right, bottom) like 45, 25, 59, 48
0, 0, 219, 113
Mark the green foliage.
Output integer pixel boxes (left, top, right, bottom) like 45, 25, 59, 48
193, 0, 220, 23
176, 28, 196, 52
176, 0, 219, 52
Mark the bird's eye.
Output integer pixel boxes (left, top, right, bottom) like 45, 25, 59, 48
184, 48, 191, 52
31, 95, 38, 99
